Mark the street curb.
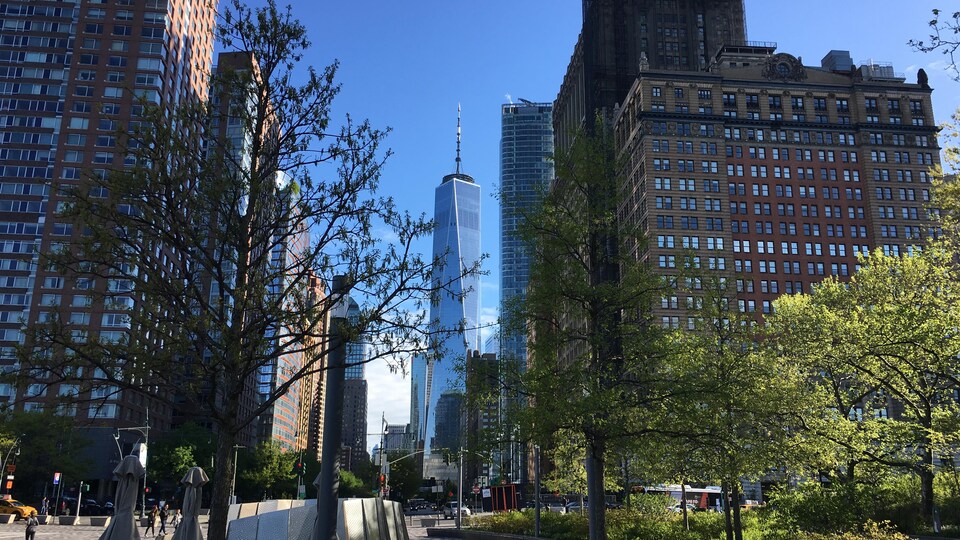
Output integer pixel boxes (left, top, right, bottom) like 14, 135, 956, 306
426, 528, 537, 540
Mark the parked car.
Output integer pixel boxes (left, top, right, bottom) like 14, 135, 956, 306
669, 503, 698, 514
566, 501, 588, 512
442, 502, 471, 519
546, 502, 567, 513
0, 499, 37, 520
61, 497, 102, 516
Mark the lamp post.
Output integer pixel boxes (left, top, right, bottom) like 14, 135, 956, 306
117, 408, 149, 515
1, 435, 23, 495
231, 445, 246, 505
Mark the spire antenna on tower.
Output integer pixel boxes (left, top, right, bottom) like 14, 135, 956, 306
455, 103, 462, 174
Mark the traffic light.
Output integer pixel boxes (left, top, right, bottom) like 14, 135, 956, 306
82, 483, 89, 492
145, 487, 151, 494
292, 461, 304, 476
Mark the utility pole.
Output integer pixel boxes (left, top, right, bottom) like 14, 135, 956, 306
457, 447, 463, 530
230, 445, 245, 504
316, 276, 350, 540
534, 445, 541, 538
117, 408, 150, 515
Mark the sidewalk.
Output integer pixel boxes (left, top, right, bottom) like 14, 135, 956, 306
0, 522, 199, 539
0, 515, 457, 539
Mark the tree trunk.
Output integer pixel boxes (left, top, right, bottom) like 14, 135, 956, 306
920, 447, 935, 521
622, 457, 630, 509
585, 438, 606, 540
722, 481, 733, 540
207, 423, 239, 540
681, 481, 689, 531
731, 481, 743, 540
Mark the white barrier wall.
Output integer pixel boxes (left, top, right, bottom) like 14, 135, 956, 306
226, 498, 406, 540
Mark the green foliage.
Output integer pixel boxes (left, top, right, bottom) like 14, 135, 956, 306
625, 493, 675, 519
238, 442, 298, 499
150, 422, 215, 486
384, 451, 422, 502
768, 248, 960, 519
766, 480, 927, 535
469, 509, 912, 540
0, 410, 90, 500
338, 470, 370, 498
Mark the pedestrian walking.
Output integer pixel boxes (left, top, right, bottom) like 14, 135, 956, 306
40, 497, 48, 515
24, 510, 38, 540
144, 505, 158, 536
172, 508, 182, 528
158, 504, 169, 534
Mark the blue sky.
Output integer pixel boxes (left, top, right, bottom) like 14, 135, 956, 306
281, 0, 957, 453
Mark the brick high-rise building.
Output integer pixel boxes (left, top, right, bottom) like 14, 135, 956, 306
0, 0, 216, 497
614, 45, 939, 325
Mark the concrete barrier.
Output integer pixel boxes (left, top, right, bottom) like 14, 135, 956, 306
90, 516, 111, 527
0, 514, 15, 524
37, 515, 52, 525
420, 519, 437, 527
58, 516, 79, 525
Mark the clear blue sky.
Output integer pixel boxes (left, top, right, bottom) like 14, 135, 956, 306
275, 0, 957, 453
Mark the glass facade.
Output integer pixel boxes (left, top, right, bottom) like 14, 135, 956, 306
499, 102, 554, 485
410, 172, 481, 459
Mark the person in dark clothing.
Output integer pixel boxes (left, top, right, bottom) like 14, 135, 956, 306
158, 504, 169, 534
144, 505, 158, 536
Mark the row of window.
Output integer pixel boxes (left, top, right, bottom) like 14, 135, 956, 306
656, 236, 725, 250
655, 215, 724, 230
730, 221, 872, 238
654, 196, 723, 211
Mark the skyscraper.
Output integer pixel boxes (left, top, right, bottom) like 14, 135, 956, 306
341, 297, 370, 472
498, 101, 554, 485
499, 101, 554, 370
0, 0, 216, 497
555, 0, 747, 150
411, 109, 481, 478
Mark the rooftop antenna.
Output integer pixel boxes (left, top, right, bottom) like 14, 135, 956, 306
455, 103, 462, 174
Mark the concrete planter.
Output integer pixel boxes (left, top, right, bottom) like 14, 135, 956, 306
58, 516, 79, 525
90, 516, 111, 527
0, 514, 15, 524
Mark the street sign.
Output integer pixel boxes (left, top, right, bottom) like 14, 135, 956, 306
5, 475, 13, 481
5, 464, 14, 473
472, 486, 480, 494
53, 472, 60, 485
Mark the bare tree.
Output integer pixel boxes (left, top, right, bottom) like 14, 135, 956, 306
7, 2, 468, 539
909, 9, 960, 81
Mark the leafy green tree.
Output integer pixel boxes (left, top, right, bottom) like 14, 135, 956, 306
0, 411, 90, 501
664, 272, 807, 540
768, 248, 960, 521
338, 470, 369, 498
239, 442, 298, 500
517, 117, 676, 540
150, 422, 216, 487
384, 451, 423, 503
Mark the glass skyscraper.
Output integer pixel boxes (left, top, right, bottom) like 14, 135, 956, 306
411, 119, 481, 471
498, 101, 554, 485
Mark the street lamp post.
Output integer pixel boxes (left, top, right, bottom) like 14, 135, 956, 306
231, 445, 246, 505
117, 408, 149, 516
0, 435, 23, 495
